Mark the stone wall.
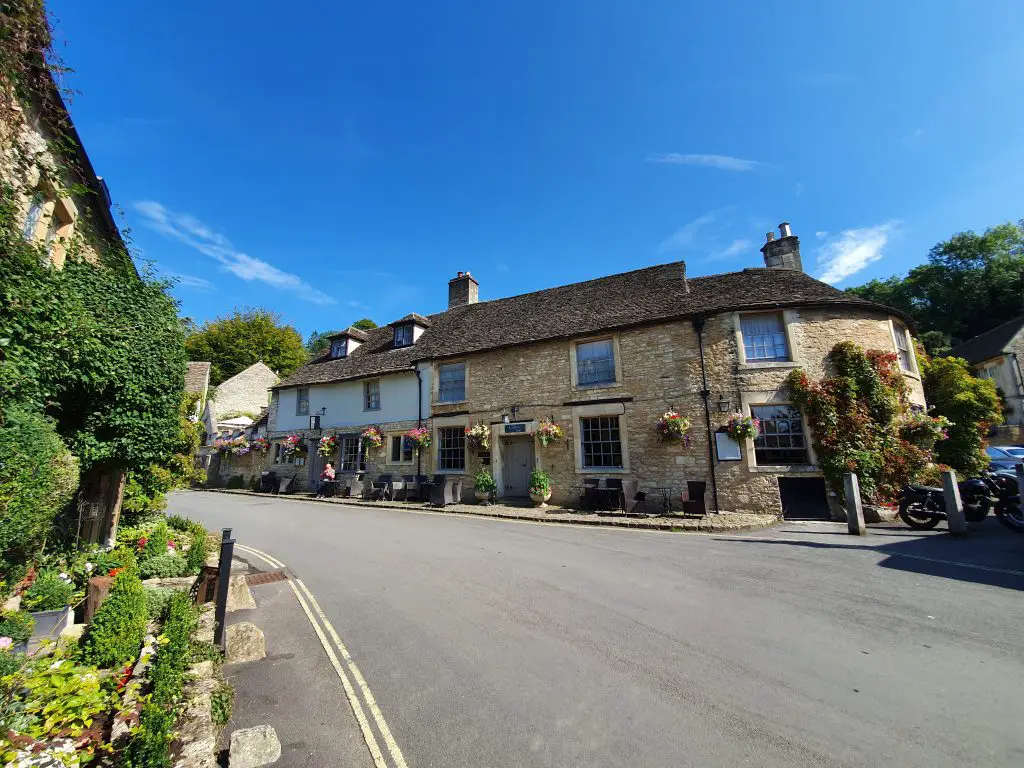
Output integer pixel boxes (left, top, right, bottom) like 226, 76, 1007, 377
209, 362, 279, 422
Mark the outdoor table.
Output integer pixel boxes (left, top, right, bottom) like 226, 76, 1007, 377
316, 479, 340, 498
649, 486, 673, 514
585, 486, 621, 512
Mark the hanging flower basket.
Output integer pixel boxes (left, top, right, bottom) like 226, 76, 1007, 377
725, 414, 760, 442
656, 411, 692, 445
360, 426, 385, 451
281, 434, 306, 456
318, 434, 339, 457
536, 420, 564, 447
215, 436, 250, 455
406, 426, 431, 450
250, 436, 271, 454
465, 422, 490, 451
898, 413, 952, 447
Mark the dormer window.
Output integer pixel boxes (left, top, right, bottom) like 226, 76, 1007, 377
330, 339, 347, 359
394, 324, 414, 348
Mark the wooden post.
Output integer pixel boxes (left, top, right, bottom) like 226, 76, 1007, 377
942, 470, 968, 537
84, 576, 114, 624
843, 473, 866, 535
213, 527, 235, 649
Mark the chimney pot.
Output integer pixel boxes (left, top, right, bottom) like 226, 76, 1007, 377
760, 220, 802, 271
765, 232, 775, 242
448, 270, 480, 308
779, 221, 792, 238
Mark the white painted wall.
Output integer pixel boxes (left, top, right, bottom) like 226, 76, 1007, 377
275, 369, 431, 431
980, 356, 1023, 425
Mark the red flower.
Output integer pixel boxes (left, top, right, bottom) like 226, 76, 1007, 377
137, 537, 148, 550
108, 567, 123, 577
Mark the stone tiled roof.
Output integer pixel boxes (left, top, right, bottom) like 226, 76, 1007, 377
949, 315, 1024, 364
276, 263, 910, 389
185, 362, 211, 393
327, 326, 370, 341
391, 313, 432, 327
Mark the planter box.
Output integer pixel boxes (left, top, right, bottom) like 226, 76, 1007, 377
28, 606, 72, 651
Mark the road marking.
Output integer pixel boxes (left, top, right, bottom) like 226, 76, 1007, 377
234, 543, 409, 768
295, 579, 409, 768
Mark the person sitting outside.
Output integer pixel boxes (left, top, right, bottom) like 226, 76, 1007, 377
316, 462, 337, 498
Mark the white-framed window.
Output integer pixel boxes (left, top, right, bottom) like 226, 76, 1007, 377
44, 211, 64, 255
340, 436, 364, 472
437, 427, 465, 471
580, 415, 623, 469
741, 313, 790, 362
389, 435, 414, 464
438, 362, 466, 402
894, 323, 914, 372
22, 192, 45, 240
978, 365, 996, 381
575, 338, 616, 386
330, 339, 346, 359
296, 387, 310, 416
751, 404, 808, 465
394, 324, 413, 348
364, 379, 380, 410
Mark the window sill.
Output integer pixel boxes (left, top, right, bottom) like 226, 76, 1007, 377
434, 399, 468, 407
435, 468, 467, 474
572, 381, 622, 392
748, 464, 819, 474
363, 408, 382, 413
737, 361, 799, 372
900, 369, 921, 382
575, 467, 629, 475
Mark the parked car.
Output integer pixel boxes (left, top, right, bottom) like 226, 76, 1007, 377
985, 445, 1024, 472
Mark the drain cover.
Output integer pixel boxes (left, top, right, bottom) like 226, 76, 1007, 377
245, 569, 288, 585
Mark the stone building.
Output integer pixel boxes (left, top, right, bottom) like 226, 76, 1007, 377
199, 362, 279, 479
950, 315, 1024, 442
267, 224, 922, 518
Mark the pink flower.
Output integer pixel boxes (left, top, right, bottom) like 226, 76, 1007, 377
0, 637, 13, 650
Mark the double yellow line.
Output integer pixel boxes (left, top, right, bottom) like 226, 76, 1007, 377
234, 543, 408, 768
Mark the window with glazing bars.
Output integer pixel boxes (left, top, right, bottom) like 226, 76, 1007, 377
394, 324, 413, 347
340, 436, 364, 471
741, 313, 790, 362
437, 427, 465, 470
438, 363, 466, 402
894, 323, 913, 371
752, 404, 808, 465
364, 379, 380, 410
580, 416, 623, 469
296, 387, 310, 416
390, 435, 413, 463
575, 339, 616, 386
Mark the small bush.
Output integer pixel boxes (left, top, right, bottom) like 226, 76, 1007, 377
116, 524, 151, 547
211, 681, 234, 726
143, 587, 175, 619
22, 570, 73, 612
149, 592, 198, 704
80, 564, 147, 668
140, 554, 190, 580
0, 610, 34, 644
141, 522, 171, 561
185, 530, 209, 574
0, 648, 23, 677
121, 702, 175, 768
226, 474, 246, 489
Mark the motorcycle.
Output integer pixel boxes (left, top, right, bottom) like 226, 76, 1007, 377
897, 472, 1013, 530
992, 471, 1024, 533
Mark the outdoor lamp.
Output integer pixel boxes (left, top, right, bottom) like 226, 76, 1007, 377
309, 407, 326, 431
717, 395, 731, 413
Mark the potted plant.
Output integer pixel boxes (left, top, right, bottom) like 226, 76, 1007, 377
656, 411, 692, 445
0, 609, 34, 654
361, 426, 385, 451
725, 413, 760, 442
406, 426, 431, 451
318, 434, 340, 457
465, 422, 490, 452
281, 434, 306, 456
474, 469, 497, 504
22, 570, 74, 645
250, 436, 271, 453
529, 469, 552, 507
536, 420, 564, 447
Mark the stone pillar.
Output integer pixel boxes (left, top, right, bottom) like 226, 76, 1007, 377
942, 470, 968, 537
843, 473, 866, 535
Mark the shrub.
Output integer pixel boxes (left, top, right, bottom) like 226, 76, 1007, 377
141, 522, 171, 561
0, 610, 33, 644
185, 529, 209, 574
528, 469, 551, 496
80, 564, 147, 668
121, 702, 175, 768
143, 587, 175, 619
0, 647, 23, 677
226, 474, 246, 489
473, 470, 496, 494
0, 407, 80, 587
22, 570, 73, 612
140, 554, 190, 580
211, 681, 234, 726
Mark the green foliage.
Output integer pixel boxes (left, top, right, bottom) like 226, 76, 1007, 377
226, 474, 246, 489
305, 329, 343, 357
80, 562, 147, 668
142, 522, 171, 561
120, 703, 174, 768
528, 469, 551, 495
140, 554, 189, 580
184, 307, 305, 384
211, 681, 233, 726
847, 220, 1024, 352
473, 470, 496, 494
0, 407, 79, 587
352, 318, 378, 331
921, 355, 1002, 476
0, 610, 33, 644
188, 638, 223, 664
0, 648, 23, 678
143, 587, 175, 620
22, 570, 73, 612
185, 529, 209, 573
787, 344, 937, 503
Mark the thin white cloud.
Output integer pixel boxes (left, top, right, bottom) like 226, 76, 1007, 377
165, 271, 214, 291
134, 201, 335, 305
706, 238, 752, 262
816, 222, 899, 285
794, 182, 804, 197
647, 153, 764, 172
815, 230, 829, 240
658, 210, 721, 253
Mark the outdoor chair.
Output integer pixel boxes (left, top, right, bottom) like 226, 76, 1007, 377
370, 474, 393, 501
259, 471, 278, 494
430, 477, 460, 507
398, 475, 418, 501
345, 474, 368, 498
277, 477, 294, 494
580, 478, 600, 509
411, 475, 432, 502
390, 476, 407, 500
621, 480, 647, 515
682, 480, 708, 517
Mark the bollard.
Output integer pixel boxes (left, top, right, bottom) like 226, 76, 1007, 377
1016, 463, 1024, 502
942, 470, 968, 537
213, 527, 236, 649
843, 472, 866, 535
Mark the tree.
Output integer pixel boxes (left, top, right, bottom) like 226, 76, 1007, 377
185, 308, 307, 384
352, 318, 377, 331
305, 319, 378, 357
848, 220, 1024, 352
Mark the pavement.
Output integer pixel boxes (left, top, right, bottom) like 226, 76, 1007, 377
172, 490, 1024, 768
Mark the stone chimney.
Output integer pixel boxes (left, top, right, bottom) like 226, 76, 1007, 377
760, 222, 802, 271
448, 270, 480, 308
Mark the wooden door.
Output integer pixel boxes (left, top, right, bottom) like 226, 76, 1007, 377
502, 438, 534, 497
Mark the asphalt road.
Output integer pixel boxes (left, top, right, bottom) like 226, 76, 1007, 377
171, 491, 1024, 768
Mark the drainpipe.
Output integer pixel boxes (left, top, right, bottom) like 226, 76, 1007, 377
415, 367, 423, 476
692, 316, 721, 513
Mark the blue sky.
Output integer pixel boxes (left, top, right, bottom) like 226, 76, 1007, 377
51, 1, 1024, 338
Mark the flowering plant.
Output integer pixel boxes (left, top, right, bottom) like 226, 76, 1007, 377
281, 434, 305, 455
361, 426, 385, 450
318, 434, 339, 457
465, 422, 490, 451
899, 413, 952, 447
406, 426, 431, 450
528, 469, 551, 497
725, 413, 760, 441
536, 420, 564, 447
656, 411, 692, 443
250, 436, 271, 454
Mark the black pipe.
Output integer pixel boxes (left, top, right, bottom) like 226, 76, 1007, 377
692, 317, 721, 513
415, 367, 423, 476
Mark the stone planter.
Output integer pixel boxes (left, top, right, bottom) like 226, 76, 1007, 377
28, 606, 72, 650
529, 490, 552, 508
475, 489, 492, 505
